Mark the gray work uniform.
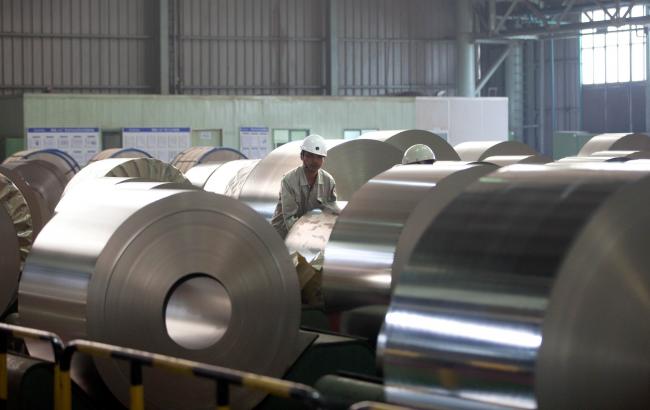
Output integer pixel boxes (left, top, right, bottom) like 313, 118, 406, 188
271, 166, 337, 238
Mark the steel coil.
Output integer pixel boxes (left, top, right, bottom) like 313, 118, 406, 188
482, 154, 551, 167
171, 146, 247, 173
239, 139, 401, 220
0, 204, 20, 315
577, 133, 650, 156
323, 162, 498, 311
19, 187, 301, 410
63, 158, 188, 198
202, 159, 261, 198
454, 141, 537, 162
4, 149, 80, 183
0, 163, 50, 237
361, 130, 460, 160
88, 148, 152, 163
380, 163, 650, 410
0, 174, 34, 265
0, 159, 67, 217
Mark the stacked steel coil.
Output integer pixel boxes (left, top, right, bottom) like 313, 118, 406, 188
454, 140, 537, 161
238, 139, 401, 220
483, 154, 551, 167
201, 160, 261, 198
322, 162, 498, 311
4, 149, 80, 183
171, 146, 247, 173
88, 148, 152, 163
63, 158, 189, 198
578, 133, 650, 156
379, 162, 650, 410
361, 130, 460, 160
19, 185, 301, 410
0, 159, 67, 233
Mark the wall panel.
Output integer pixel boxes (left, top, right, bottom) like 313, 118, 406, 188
0, 0, 157, 95
175, 0, 327, 95
337, 0, 456, 96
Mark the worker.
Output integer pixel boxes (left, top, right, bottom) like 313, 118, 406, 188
271, 134, 338, 238
402, 144, 436, 165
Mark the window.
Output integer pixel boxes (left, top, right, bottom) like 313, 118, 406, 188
343, 129, 378, 140
272, 129, 309, 148
581, 5, 647, 85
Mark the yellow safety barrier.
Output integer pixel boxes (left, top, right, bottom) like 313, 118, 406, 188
0, 323, 65, 410
349, 401, 420, 410
60, 339, 323, 410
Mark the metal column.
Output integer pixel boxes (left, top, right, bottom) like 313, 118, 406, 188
537, 40, 550, 154
506, 43, 524, 141
159, 0, 170, 95
329, 0, 339, 96
456, 0, 475, 97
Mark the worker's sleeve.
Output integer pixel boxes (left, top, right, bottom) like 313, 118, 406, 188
329, 180, 337, 202
281, 178, 301, 231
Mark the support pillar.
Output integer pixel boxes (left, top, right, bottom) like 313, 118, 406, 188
456, 0, 475, 96
159, 0, 170, 95
328, 0, 339, 96
506, 43, 524, 141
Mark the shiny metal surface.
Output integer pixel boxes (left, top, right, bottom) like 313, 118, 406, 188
589, 150, 650, 160
0, 162, 51, 236
88, 148, 152, 163
454, 141, 537, 161
284, 205, 344, 265
361, 130, 460, 160
323, 139, 403, 200
63, 158, 189, 197
239, 140, 401, 220
171, 146, 247, 173
482, 154, 551, 167
380, 163, 650, 410
203, 159, 261, 198
184, 162, 228, 188
577, 133, 650, 156
4, 149, 80, 183
0, 174, 34, 265
323, 162, 497, 311
0, 204, 20, 315
19, 188, 301, 410
0, 159, 67, 217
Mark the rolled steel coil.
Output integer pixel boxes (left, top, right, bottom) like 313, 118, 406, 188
3, 149, 80, 183
0, 174, 34, 265
361, 130, 460, 160
0, 163, 50, 237
0, 203, 20, 315
0, 159, 67, 217
202, 159, 261, 198
454, 141, 537, 162
578, 133, 650, 156
88, 148, 152, 163
380, 162, 650, 410
554, 150, 650, 165
482, 154, 551, 167
63, 158, 188, 198
323, 162, 498, 311
239, 139, 401, 220
19, 187, 300, 410
171, 146, 247, 173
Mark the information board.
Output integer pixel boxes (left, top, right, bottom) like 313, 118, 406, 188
27, 128, 101, 165
239, 127, 270, 159
122, 128, 191, 162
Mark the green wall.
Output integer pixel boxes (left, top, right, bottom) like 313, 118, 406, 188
21, 94, 416, 149
0, 96, 24, 138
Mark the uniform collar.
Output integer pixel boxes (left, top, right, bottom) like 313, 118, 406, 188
299, 166, 323, 186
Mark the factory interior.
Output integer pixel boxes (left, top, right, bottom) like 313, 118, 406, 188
0, 1, 649, 409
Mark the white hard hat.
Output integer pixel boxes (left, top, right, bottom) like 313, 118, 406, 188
301, 134, 327, 157
402, 144, 435, 164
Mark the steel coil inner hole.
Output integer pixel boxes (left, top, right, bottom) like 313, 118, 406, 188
164, 274, 232, 350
